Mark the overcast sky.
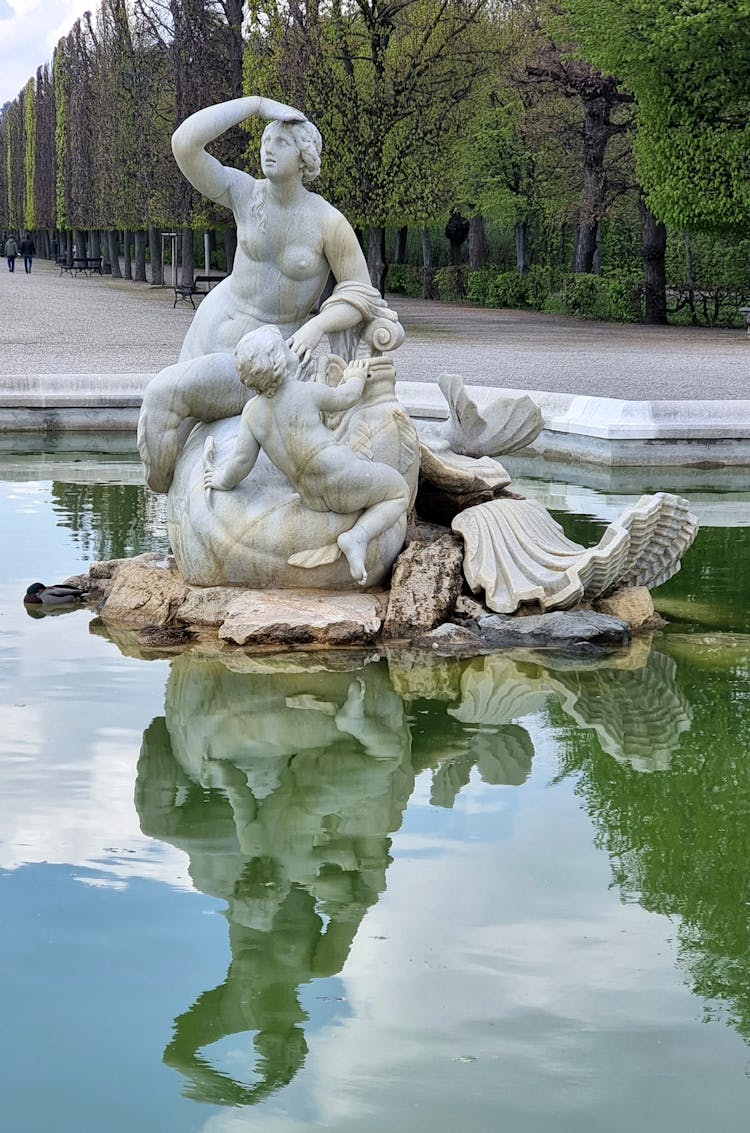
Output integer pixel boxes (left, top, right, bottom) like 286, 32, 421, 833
0, 0, 94, 107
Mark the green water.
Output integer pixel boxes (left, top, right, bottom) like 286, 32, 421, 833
2, 469, 750, 1133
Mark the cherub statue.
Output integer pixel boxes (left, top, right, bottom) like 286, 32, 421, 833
202, 326, 411, 585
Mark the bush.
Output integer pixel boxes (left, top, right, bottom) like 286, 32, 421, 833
466, 266, 496, 305
560, 272, 643, 322
434, 265, 467, 302
561, 273, 606, 318
604, 275, 644, 322
386, 264, 423, 297
466, 266, 557, 311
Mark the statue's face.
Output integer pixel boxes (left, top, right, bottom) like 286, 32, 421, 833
260, 124, 302, 181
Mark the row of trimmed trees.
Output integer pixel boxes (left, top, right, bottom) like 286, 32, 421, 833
1, 1, 747, 322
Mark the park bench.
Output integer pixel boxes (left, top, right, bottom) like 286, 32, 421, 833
173, 273, 227, 309
57, 255, 103, 277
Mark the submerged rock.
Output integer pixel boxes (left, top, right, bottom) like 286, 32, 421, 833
475, 610, 632, 650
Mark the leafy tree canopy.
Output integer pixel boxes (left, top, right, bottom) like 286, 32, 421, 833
563, 0, 750, 231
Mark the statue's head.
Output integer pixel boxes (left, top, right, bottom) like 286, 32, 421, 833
235, 325, 294, 395
261, 118, 322, 183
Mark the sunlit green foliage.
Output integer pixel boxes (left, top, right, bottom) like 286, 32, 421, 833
242, 0, 492, 226
22, 79, 35, 230
564, 0, 750, 230
53, 40, 69, 229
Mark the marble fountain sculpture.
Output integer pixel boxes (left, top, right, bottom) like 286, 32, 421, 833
129, 95, 697, 641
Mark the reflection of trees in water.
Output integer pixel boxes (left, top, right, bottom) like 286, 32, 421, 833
132, 639, 695, 1105
50, 481, 169, 561
555, 645, 750, 1041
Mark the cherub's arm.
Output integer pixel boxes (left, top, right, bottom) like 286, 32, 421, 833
203, 412, 261, 493
312, 360, 368, 412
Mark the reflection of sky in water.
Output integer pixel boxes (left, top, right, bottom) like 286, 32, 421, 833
2, 471, 750, 1133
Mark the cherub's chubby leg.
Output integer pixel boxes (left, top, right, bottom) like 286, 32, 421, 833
336, 464, 410, 585
336, 526, 371, 585
137, 353, 252, 493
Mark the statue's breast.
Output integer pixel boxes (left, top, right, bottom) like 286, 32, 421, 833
279, 244, 325, 283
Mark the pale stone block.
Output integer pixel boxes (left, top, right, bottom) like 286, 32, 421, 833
594, 585, 663, 632
218, 590, 384, 646
100, 556, 189, 626
177, 586, 244, 626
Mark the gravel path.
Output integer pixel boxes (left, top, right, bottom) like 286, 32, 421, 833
1, 258, 747, 400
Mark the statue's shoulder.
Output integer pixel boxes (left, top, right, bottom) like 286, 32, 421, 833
225, 165, 260, 203
307, 193, 356, 238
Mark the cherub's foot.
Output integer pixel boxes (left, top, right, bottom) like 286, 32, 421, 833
337, 527, 369, 585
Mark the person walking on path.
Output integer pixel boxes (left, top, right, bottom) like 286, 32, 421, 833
4, 236, 18, 272
19, 234, 35, 273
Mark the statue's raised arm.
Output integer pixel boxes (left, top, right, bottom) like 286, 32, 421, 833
171, 96, 306, 208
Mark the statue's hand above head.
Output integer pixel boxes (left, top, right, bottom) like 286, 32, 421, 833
255, 97, 307, 125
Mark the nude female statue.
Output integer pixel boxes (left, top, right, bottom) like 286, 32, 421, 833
138, 96, 400, 493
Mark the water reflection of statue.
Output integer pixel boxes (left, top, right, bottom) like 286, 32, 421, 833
128, 640, 694, 1107
135, 656, 414, 1105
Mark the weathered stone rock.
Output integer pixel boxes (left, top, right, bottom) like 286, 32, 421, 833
100, 555, 189, 627
139, 625, 198, 647
383, 533, 464, 640
476, 610, 632, 650
218, 590, 384, 647
176, 586, 242, 627
594, 585, 665, 632
453, 594, 490, 621
405, 517, 452, 545
410, 622, 486, 655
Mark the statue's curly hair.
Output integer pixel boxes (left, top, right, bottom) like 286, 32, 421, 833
235, 326, 289, 395
262, 118, 322, 183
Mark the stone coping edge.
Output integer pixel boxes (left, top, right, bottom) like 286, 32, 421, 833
2, 372, 750, 441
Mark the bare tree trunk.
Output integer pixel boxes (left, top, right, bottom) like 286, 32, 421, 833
515, 220, 531, 274
393, 226, 408, 264
107, 230, 122, 279
89, 230, 101, 259
421, 228, 437, 299
224, 225, 237, 273
180, 227, 194, 288
134, 230, 147, 281
469, 215, 488, 272
74, 229, 87, 259
123, 231, 132, 280
573, 96, 613, 273
101, 231, 111, 273
639, 198, 667, 325
367, 225, 387, 295
684, 231, 697, 325
593, 222, 602, 275
148, 227, 163, 285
